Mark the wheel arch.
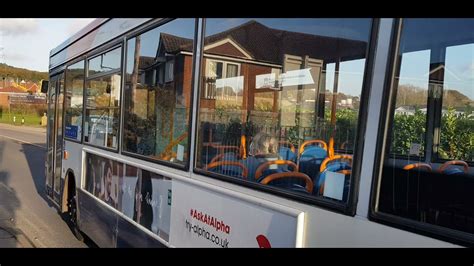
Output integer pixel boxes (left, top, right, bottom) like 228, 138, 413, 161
61, 169, 76, 213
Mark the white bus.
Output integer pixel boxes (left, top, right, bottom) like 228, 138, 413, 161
44, 18, 474, 247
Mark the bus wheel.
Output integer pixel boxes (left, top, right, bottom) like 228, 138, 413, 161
67, 190, 84, 242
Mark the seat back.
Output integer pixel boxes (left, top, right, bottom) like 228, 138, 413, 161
314, 155, 352, 201
260, 172, 313, 194
298, 146, 328, 180
438, 160, 469, 175
315, 161, 352, 195
279, 146, 297, 162
205, 161, 248, 180
255, 160, 298, 181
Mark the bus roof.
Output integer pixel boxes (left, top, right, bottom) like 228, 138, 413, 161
48, 18, 153, 71
50, 18, 109, 57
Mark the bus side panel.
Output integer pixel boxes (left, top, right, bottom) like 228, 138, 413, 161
302, 206, 459, 247
62, 141, 83, 192
116, 217, 166, 247
77, 189, 117, 247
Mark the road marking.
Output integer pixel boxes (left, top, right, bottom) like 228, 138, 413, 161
0, 134, 46, 150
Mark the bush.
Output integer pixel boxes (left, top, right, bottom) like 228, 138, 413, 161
439, 108, 474, 161
390, 109, 426, 156
389, 107, 473, 161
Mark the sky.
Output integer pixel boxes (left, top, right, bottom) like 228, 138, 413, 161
0, 18, 96, 72
398, 44, 474, 100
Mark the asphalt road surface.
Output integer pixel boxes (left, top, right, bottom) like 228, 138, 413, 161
0, 123, 88, 247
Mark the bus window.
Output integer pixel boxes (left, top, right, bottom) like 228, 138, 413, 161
389, 50, 430, 157
195, 18, 373, 204
378, 19, 474, 242
65, 60, 85, 142
88, 47, 121, 75
85, 46, 122, 149
440, 43, 474, 162
122, 18, 195, 166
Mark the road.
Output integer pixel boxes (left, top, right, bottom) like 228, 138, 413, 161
0, 123, 87, 247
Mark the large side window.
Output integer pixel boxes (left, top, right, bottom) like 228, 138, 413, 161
377, 19, 474, 243
122, 19, 195, 166
389, 50, 430, 157
195, 19, 373, 205
85, 46, 122, 149
64, 60, 85, 142
440, 44, 474, 162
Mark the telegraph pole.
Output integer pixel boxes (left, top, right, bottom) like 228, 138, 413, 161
0, 47, 4, 88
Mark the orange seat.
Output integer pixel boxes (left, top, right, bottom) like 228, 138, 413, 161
403, 163, 432, 172
298, 139, 328, 156
438, 160, 468, 174
260, 172, 313, 194
317, 155, 353, 197
320, 155, 353, 172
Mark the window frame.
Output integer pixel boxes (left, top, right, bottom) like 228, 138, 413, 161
369, 18, 474, 246
193, 18, 380, 215
83, 44, 123, 153
120, 18, 200, 171
64, 58, 86, 144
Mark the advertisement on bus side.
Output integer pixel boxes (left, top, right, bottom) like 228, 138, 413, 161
85, 153, 172, 241
169, 180, 304, 247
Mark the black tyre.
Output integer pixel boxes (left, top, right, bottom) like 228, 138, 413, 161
66, 192, 84, 242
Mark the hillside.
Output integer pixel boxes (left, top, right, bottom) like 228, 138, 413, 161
396, 84, 473, 109
443, 89, 473, 108
0, 63, 48, 83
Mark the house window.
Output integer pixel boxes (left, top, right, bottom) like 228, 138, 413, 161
203, 59, 241, 100
165, 60, 174, 83
226, 63, 238, 78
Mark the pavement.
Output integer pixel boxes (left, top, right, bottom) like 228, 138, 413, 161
0, 217, 34, 248
0, 123, 42, 247
0, 122, 87, 248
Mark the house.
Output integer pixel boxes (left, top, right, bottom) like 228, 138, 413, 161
0, 86, 25, 107
0, 84, 45, 110
395, 106, 416, 115
128, 20, 368, 130
26, 82, 39, 94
